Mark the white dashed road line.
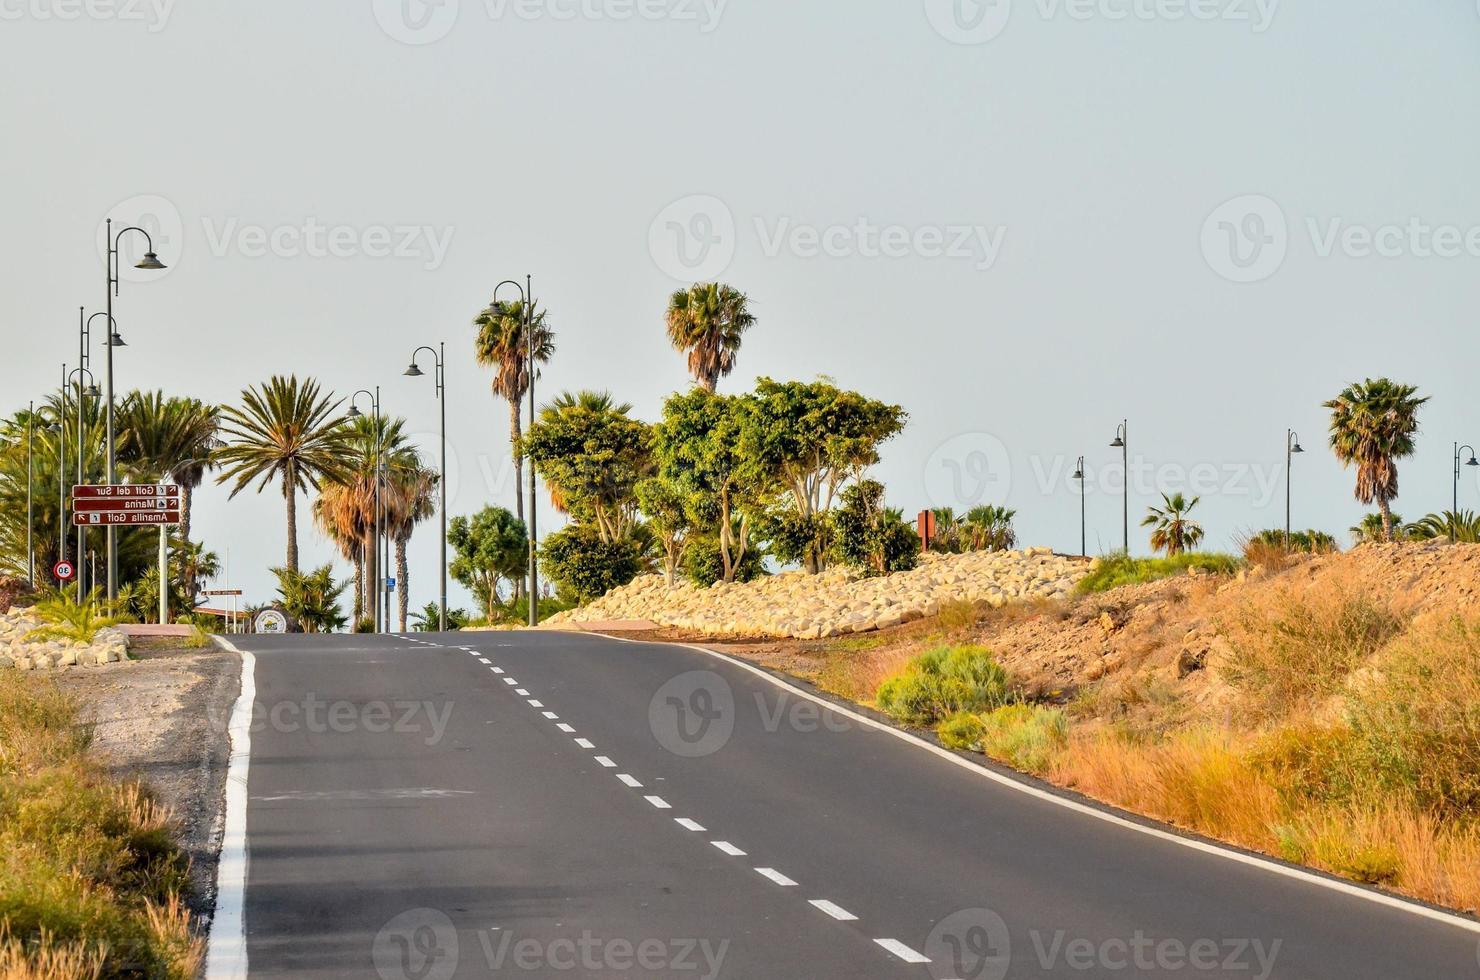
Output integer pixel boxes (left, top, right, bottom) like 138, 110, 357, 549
503, 678, 518, 686
594, 756, 617, 768
574, 738, 594, 749
874, 939, 930, 964
675, 818, 706, 832
617, 774, 643, 788
711, 841, 746, 857
755, 868, 797, 887
645, 796, 672, 809
809, 900, 857, 922
557, 724, 576, 733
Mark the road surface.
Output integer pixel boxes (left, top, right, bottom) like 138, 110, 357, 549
216, 629, 1480, 979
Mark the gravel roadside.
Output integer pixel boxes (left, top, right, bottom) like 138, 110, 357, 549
53, 642, 241, 925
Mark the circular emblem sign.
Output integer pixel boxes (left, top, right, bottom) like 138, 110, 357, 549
254, 609, 289, 634
53, 560, 76, 582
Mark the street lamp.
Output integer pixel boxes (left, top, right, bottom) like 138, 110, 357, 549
1110, 421, 1128, 554
1285, 430, 1304, 546
350, 388, 384, 633
490, 276, 540, 628
25, 401, 34, 588
1454, 443, 1478, 514
1072, 456, 1086, 558
75, 309, 109, 592
103, 219, 168, 602
405, 343, 447, 632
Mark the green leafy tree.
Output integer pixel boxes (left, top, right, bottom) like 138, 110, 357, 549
472, 298, 555, 524
1142, 492, 1204, 556
541, 524, 644, 603
665, 283, 755, 392
523, 391, 651, 544
963, 505, 1017, 552
270, 564, 348, 634
1351, 511, 1403, 545
448, 506, 528, 617
635, 477, 693, 587
116, 391, 221, 547
411, 601, 468, 631
652, 390, 769, 583
217, 376, 353, 573
833, 480, 919, 576
1248, 528, 1339, 553
745, 378, 906, 573
1324, 379, 1428, 543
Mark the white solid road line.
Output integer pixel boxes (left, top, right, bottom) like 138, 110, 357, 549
755, 867, 798, 887
808, 900, 857, 921
874, 939, 930, 964
595, 756, 617, 768
574, 738, 595, 749
204, 638, 254, 980
645, 796, 672, 809
675, 818, 707, 832
617, 773, 643, 788
591, 634, 1480, 937
711, 841, 746, 857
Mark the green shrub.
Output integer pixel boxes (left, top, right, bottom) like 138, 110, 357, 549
938, 711, 987, 750
25, 588, 120, 645
682, 534, 766, 587
1076, 552, 1241, 594
540, 525, 644, 603
832, 481, 919, 577
977, 704, 1069, 774
875, 645, 1013, 726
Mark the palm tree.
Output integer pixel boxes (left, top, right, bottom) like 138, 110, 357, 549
386, 460, 439, 631
472, 298, 555, 522
216, 376, 353, 574
1407, 510, 1480, 544
116, 392, 222, 547
1351, 511, 1403, 546
963, 505, 1018, 552
1141, 492, 1204, 556
1324, 379, 1428, 543
665, 283, 755, 392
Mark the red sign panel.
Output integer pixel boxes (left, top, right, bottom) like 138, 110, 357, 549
73, 497, 180, 513
73, 484, 180, 499
73, 511, 180, 527
53, 560, 76, 582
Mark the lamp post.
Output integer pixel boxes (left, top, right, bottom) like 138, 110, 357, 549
1454, 443, 1478, 514
1110, 421, 1128, 554
78, 311, 110, 592
62, 366, 99, 570
349, 389, 383, 632
103, 221, 167, 602
490, 276, 540, 627
25, 402, 34, 588
1072, 456, 1086, 558
405, 343, 447, 632
1285, 430, 1305, 546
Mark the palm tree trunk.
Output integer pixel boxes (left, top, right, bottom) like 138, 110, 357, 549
1379, 497, 1395, 542
284, 481, 299, 574
396, 535, 409, 632
352, 555, 364, 625
180, 485, 194, 547
510, 403, 524, 522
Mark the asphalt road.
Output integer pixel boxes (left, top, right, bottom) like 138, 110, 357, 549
224, 629, 1480, 979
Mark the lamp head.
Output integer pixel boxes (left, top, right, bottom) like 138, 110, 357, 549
85, 384, 101, 398
1073, 468, 1085, 481
1110, 436, 1125, 449
347, 405, 362, 419
404, 363, 425, 378
134, 252, 166, 271
1468, 455, 1479, 468
108, 331, 127, 347
1292, 441, 1305, 454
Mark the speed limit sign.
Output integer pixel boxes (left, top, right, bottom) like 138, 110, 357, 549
54, 560, 76, 582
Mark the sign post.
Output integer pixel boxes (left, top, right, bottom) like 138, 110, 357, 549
71, 485, 181, 624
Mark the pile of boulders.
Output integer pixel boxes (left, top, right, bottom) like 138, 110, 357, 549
0, 607, 130, 671
548, 548, 1093, 639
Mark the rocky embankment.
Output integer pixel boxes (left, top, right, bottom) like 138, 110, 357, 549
549, 548, 1092, 639
0, 607, 130, 670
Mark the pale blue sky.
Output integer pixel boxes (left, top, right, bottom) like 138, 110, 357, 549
3, 1, 1478, 612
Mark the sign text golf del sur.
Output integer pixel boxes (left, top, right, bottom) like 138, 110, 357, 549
70, 485, 181, 527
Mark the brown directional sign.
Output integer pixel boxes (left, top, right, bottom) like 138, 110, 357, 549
73, 497, 180, 513
201, 589, 243, 597
72, 510, 180, 527
73, 484, 180, 499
